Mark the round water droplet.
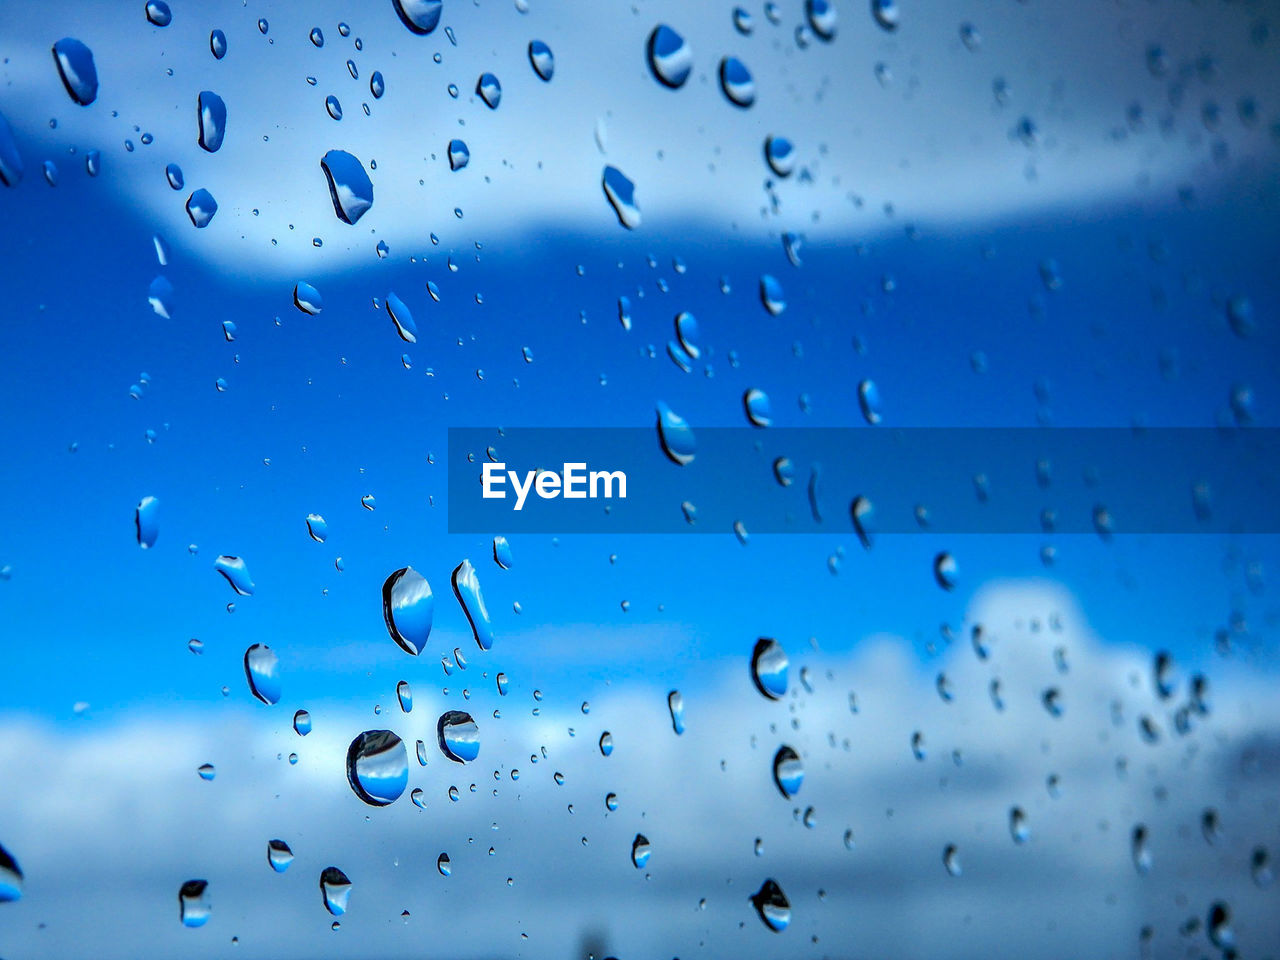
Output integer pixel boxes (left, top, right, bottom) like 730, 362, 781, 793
647, 25, 692, 89
528, 40, 554, 81
393, 0, 443, 35
667, 690, 686, 734
871, 0, 899, 32
451, 559, 494, 651
602, 165, 641, 229
631, 833, 651, 869
383, 566, 434, 655
197, 763, 215, 781
345, 730, 408, 805
320, 150, 374, 225
293, 709, 312, 736
773, 457, 795, 487
743, 388, 773, 427
319, 867, 352, 916
197, 91, 226, 152
772, 746, 804, 798
751, 638, 789, 700
718, 57, 755, 107
51, 38, 99, 106
135, 495, 159, 548
145, 1, 172, 27
178, 880, 209, 926
447, 138, 470, 171
186, 189, 218, 228
655, 402, 695, 465
243, 644, 281, 704
750, 879, 790, 932
267, 839, 293, 873
210, 29, 227, 59
476, 73, 502, 109
309, 27, 325, 48
437, 710, 480, 762
605, 792, 619, 811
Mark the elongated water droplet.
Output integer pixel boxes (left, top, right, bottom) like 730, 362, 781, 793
346, 730, 408, 805
674, 311, 700, 358
215, 555, 254, 595
718, 57, 755, 107
197, 91, 226, 152
743, 388, 773, 427
304, 513, 327, 543
850, 495, 875, 549
599, 731, 613, 756
1042, 687, 1063, 718
933, 551, 957, 590
325, 95, 343, 121
186, 189, 218, 228
496, 673, 509, 696
1009, 806, 1030, 844
857, 379, 882, 424
772, 746, 804, 798
165, 162, 183, 190
750, 879, 790, 932
135, 496, 159, 548
943, 844, 961, 877
602, 165, 640, 229
667, 690, 685, 734
309, 27, 325, 47
370, 71, 385, 98
146, 1, 172, 27
320, 150, 374, 224
293, 709, 312, 735
436, 853, 451, 876
773, 457, 794, 487
1207, 901, 1233, 950
655, 402, 695, 465
871, 0, 899, 31
451, 559, 493, 650
1252, 847, 1273, 888
243, 644, 281, 704
492, 536, 512, 569
1131, 825, 1151, 874
0, 844, 21, 903
476, 73, 502, 108
0, 111, 21, 188
384, 292, 418, 343
528, 40, 554, 81
393, 0, 443, 35
647, 25, 692, 89
631, 833, 651, 869
178, 880, 209, 926
267, 840, 293, 873
210, 29, 227, 59
437, 710, 480, 762
382, 566, 434, 655
807, 0, 837, 40
319, 867, 352, 916
293, 281, 323, 315
52, 38, 98, 106
397, 680, 413, 713
446, 138, 471, 171
751, 638, 789, 700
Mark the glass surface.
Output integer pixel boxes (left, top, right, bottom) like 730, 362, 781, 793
0, 1, 1278, 957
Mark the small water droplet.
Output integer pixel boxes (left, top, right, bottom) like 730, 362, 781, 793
197, 763, 215, 781
210, 29, 227, 59
528, 41, 554, 81
743, 388, 773, 427
772, 746, 804, 798
215, 555, 254, 596
293, 710, 312, 736
631, 833, 651, 869
267, 840, 294, 873
655, 402, 695, 465
602, 165, 641, 229
871, 0, 899, 32
436, 853, 451, 876
933, 552, 957, 590
857, 379, 882, 424
667, 690, 686, 734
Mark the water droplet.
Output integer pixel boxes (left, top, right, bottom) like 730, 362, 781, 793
345, 730, 408, 805
743, 388, 773, 427
267, 840, 293, 873
911, 731, 926, 760
258, 18, 269, 35
178, 880, 209, 926
764, 136, 794, 177
303, 513, 328, 543
936, 672, 953, 702
673, 311, 700, 358
447, 138, 470, 171
734, 7, 754, 33
393, 0, 443, 35
1009, 806, 1030, 844
605, 792, 619, 811
933, 552, 957, 590
165, 162, 183, 190
871, 0, 899, 32
397, 680, 413, 713
718, 57, 755, 107
135, 495, 159, 548
1207, 901, 1233, 951
667, 690, 685, 734
1041, 687, 1062, 718
210, 29, 227, 59
385, 291, 418, 344
646, 25, 692, 89
436, 853, 451, 876
85, 150, 100, 176
476, 73, 502, 109
214, 555, 254, 596
1226, 294, 1255, 337
319, 867, 352, 916
773, 457, 795, 487
51, 38, 99, 106
750, 879, 790, 932
772, 746, 804, 798
437, 710, 480, 763
496, 673, 509, 696
325, 95, 343, 121
807, 0, 837, 40
185, 189, 218, 228
145, 1, 172, 27
857, 380, 882, 424
197, 763, 215, 781
320, 150, 374, 224
197, 91, 226, 152
490, 536, 514, 570
1131, 825, 1151, 875
751, 638, 789, 700
528, 40, 554, 81
293, 281, 323, 315
243, 644, 281, 704
1251, 847, 1273, 888
451, 559, 494, 651
942, 844, 962, 876
382, 566, 434, 655
602, 165, 640, 229
655, 402, 695, 465
631, 833, 651, 869
599, 731, 613, 756
309, 27, 325, 47
293, 710, 312, 735
370, 71, 385, 99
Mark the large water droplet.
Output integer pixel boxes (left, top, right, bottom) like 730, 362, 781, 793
135, 496, 159, 548
178, 880, 209, 927
386, 292, 418, 343
0, 844, 23, 902
320, 150, 374, 224
751, 638, 789, 700
293, 281, 323, 315
667, 690, 685, 734
750, 879, 791, 932
210, 29, 227, 59
293, 709, 312, 735
602, 165, 641, 229
382, 567, 433, 655
393, 0, 443, 35
719, 57, 755, 107
145, 1, 173, 27
476, 73, 502, 109
646, 25, 692, 89
807, 0, 837, 40
51, 38, 99, 106
631, 833, 652, 869
447, 138, 470, 171
437, 710, 480, 763
772, 746, 804, 798
655, 402, 695, 465
186, 189, 218, 228
451, 559, 494, 651
370, 71, 386, 98
345, 730, 408, 805
197, 91, 226, 152
528, 40, 554, 81
243, 644, 281, 704
215, 555, 254, 595
304, 513, 328, 543
267, 840, 294, 873
743, 388, 773, 427
319, 867, 352, 916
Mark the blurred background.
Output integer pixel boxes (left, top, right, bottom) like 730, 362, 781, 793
0, 0, 1278, 957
